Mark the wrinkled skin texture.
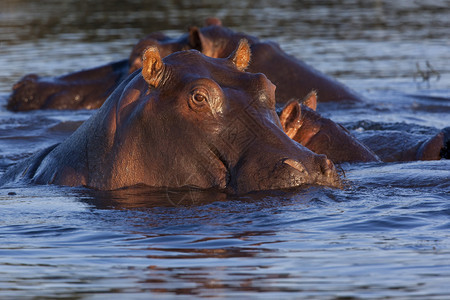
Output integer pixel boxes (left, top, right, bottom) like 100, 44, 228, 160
279, 92, 380, 163
1, 42, 341, 194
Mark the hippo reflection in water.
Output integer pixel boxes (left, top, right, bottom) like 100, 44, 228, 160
0, 40, 342, 193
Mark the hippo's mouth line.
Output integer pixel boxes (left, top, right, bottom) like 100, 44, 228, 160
206, 143, 232, 188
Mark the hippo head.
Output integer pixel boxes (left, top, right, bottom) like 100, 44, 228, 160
83, 40, 342, 193
108, 40, 342, 193
7, 74, 46, 111
279, 92, 379, 163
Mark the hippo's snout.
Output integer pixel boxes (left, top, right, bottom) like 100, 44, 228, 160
279, 155, 341, 189
8, 74, 41, 111
318, 156, 338, 179
233, 152, 341, 194
314, 155, 342, 188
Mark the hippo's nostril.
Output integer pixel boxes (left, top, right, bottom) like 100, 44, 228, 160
283, 158, 308, 175
322, 158, 335, 177
318, 157, 335, 178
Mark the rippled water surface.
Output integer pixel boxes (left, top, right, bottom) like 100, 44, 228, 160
1, 0, 449, 298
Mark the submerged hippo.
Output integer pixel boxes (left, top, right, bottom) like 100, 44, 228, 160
7, 59, 129, 111
1, 40, 341, 193
279, 92, 380, 163
356, 125, 450, 162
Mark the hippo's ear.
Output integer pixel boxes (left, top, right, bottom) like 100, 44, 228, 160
142, 46, 165, 88
302, 90, 317, 111
188, 27, 216, 56
279, 100, 303, 139
188, 26, 202, 51
229, 39, 251, 71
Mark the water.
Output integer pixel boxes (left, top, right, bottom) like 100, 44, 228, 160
1, 0, 450, 298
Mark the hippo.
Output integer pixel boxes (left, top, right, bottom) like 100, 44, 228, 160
0, 40, 341, 194
7, 59, 129, 111
279, 91, 380, 163
355, 126, 450, 162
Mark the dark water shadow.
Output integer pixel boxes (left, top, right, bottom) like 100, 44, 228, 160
75, 184, 227, 210
74, 184, 338, 211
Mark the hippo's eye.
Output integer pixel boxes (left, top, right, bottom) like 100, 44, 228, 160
189, 88, 209, 109
193, 93, 206, 103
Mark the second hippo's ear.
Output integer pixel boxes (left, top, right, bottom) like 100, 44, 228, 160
302, 90, 318, 111
188, 26, 203, 51
228, 39, 251, 71
142, 46, 165, 88
279, 100, 303, 139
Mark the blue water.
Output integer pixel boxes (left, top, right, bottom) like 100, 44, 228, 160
1, 0, 449, 298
